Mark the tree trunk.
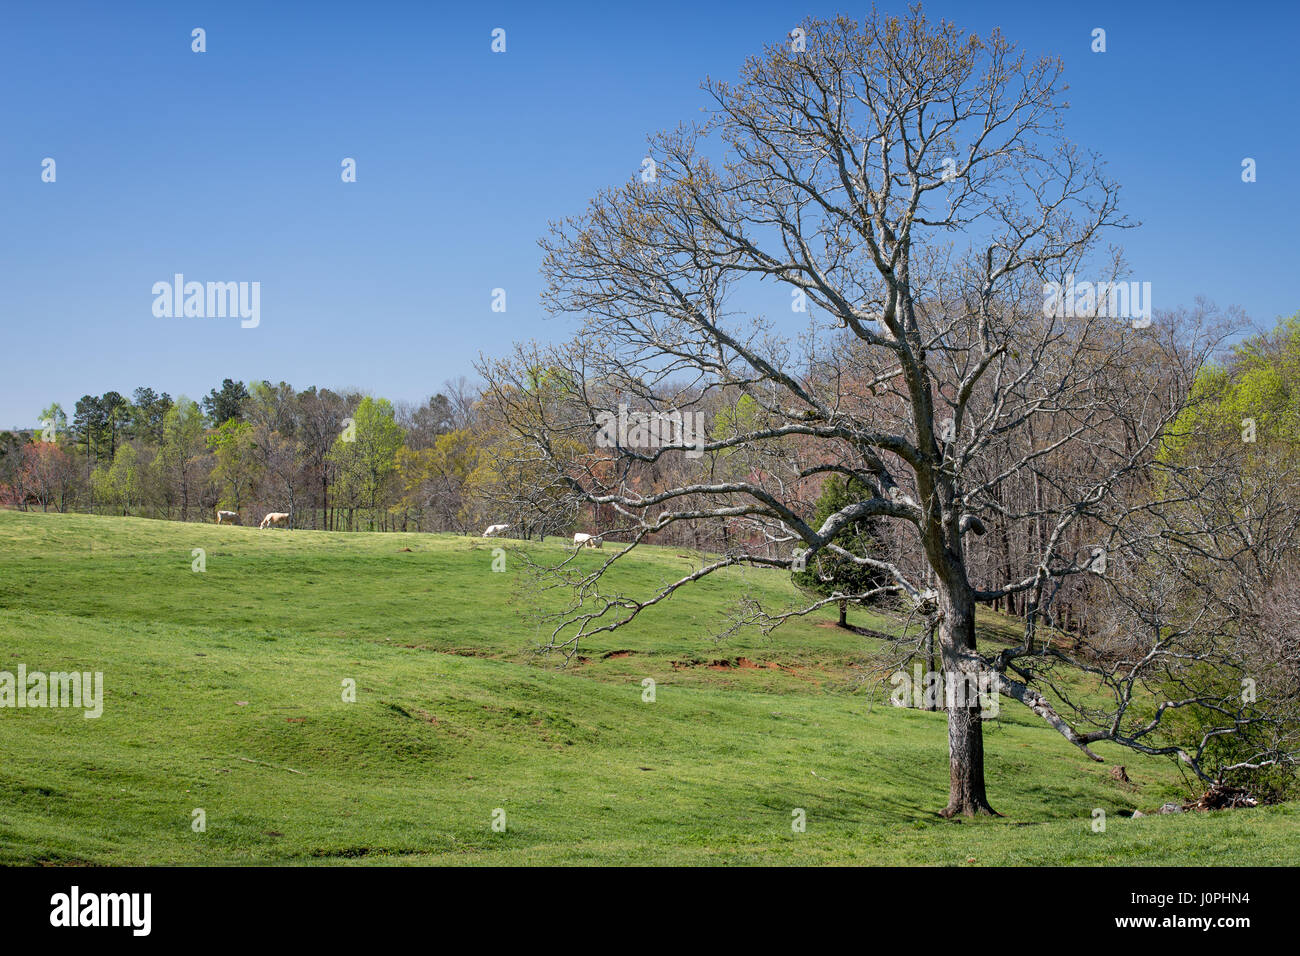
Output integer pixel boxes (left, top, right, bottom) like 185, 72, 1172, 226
922, 625, 939, 711
838, 599, 848, 628
938, 581, 998, 817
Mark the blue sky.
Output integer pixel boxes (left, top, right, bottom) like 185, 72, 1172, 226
2, 0, 1296, 427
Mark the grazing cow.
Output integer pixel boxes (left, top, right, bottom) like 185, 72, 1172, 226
573, 533, 603, 549
259, 511, 291, 530
483, 523, 510, 537
216, 509, 240, 525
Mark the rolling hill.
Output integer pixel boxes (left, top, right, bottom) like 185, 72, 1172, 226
0, 509, 1293, 865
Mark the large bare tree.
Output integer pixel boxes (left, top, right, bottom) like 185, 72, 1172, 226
479, 10, 1242, 815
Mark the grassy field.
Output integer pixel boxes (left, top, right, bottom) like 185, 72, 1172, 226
0, 509, 1294, 865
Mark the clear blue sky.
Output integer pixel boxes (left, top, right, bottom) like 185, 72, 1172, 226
2, 0, 1296, 427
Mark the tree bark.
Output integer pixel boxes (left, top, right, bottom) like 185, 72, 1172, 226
922, 625, 939, 712
938, 581, 998, 817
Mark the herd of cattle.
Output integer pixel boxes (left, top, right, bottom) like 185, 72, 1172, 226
215, 509, 290, 529
484, 523, 603, 548
216, 511, 603, 547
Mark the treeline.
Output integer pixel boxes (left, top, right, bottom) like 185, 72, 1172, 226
0, 378, 491, 533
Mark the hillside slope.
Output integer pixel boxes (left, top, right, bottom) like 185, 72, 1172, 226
0, 510, 1293, 865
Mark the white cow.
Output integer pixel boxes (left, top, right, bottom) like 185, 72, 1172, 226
483, 523, 511, 537
259, 511, 291, 530
216, 509, 240, 525
573, 533, 603, 549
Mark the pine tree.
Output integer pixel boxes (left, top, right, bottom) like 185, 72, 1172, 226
792, 476, 890, 627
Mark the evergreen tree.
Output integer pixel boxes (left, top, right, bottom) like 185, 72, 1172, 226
202, 379, 250, 425
793, 476, 891, 627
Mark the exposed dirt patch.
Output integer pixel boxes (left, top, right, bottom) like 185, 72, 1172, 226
601, 649, 636, 659
672, 656, 795, 673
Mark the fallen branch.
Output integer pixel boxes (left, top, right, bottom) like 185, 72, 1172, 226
228, 755, 305, 775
